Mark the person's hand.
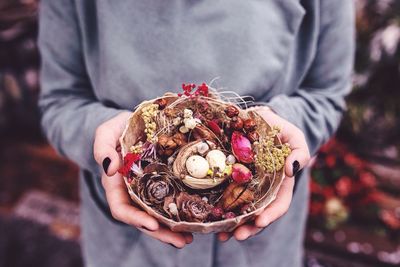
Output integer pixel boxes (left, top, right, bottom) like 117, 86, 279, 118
217, 106, 310, 242
94, 111, 193, 248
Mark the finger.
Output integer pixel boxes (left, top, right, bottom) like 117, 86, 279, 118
140, 226, 188, 249
233, 223, 262, 241
184, 233, 194, 244
94, 124, 122, 176
94, 112, 131, 176
255, 177, 294, 228
217, 232, 232, 242
102, 173, 159, 231
284, 129, 310, 177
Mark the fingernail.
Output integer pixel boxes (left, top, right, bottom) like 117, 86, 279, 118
292, 160, 300, 176
139, 226, 156, 232
102, 157, 111, 174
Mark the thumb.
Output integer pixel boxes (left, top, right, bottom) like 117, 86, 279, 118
94, 124, 123, 177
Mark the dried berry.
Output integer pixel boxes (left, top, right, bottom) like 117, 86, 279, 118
210, 207, 224, 221
230, 116, 244, 130
243, 119, 257, 132
154, 98, 167, 109
224, 212, 236, 219
247, 131, 259, 143
225, 105, 240, 118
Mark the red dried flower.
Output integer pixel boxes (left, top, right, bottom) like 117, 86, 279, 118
195, 83, 209, 97
118, 152, 141, 177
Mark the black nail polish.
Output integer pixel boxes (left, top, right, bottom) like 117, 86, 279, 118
102, 157, 111, 174
292, 160, 300, 176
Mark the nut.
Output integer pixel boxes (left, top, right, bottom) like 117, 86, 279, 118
154, 98, 167, 109
225, 105, 240, 118
243, 119, 257, 132
230, 116, 243, 130
247, 131, 259, 143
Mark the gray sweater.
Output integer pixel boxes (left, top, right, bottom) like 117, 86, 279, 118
38, 0, 354, 266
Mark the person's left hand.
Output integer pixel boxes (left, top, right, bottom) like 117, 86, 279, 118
217, 106, 311, 242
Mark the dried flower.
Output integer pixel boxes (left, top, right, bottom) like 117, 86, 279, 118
141, 104, 159, 142
219, 183, 254, 211
118, 153, 141, 177
255, 127, 291, 173
176, 192, 213, 222
138, 172, 175, 206
231, 131, 254, 163
231, 163, 253, 184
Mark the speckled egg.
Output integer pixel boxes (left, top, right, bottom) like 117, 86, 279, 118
186, 155, 210, 179
206, 150, 226, 172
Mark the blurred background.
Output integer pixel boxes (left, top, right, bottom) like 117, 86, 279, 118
0, 0, 399, 266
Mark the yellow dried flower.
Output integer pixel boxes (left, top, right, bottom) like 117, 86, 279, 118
141, 104, 159, 142
255, 127, 291, 173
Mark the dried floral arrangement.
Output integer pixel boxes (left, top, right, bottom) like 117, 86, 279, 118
119, 83, 291, 233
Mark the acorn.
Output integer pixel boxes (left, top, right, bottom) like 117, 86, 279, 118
247, 131, 259, 143
243, 119, 257, 132
225, 105, 239, 118
230, 116, 244, 130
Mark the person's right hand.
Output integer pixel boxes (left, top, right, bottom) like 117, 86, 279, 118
94, 111, 193, 248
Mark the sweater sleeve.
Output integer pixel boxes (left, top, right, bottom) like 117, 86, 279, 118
267, 0, 355, 155
38, 0, 122, 174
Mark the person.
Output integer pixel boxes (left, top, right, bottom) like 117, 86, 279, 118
38, 0, 354, 266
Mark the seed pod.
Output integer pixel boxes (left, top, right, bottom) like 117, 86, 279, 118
219, 183, 254, 211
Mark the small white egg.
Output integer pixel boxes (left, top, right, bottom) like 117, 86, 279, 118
168, 203, 178, 215
226, 154, 236, 165
196, 142, 210, 155
206, 150, 226, 172
186, 155, 210, 179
